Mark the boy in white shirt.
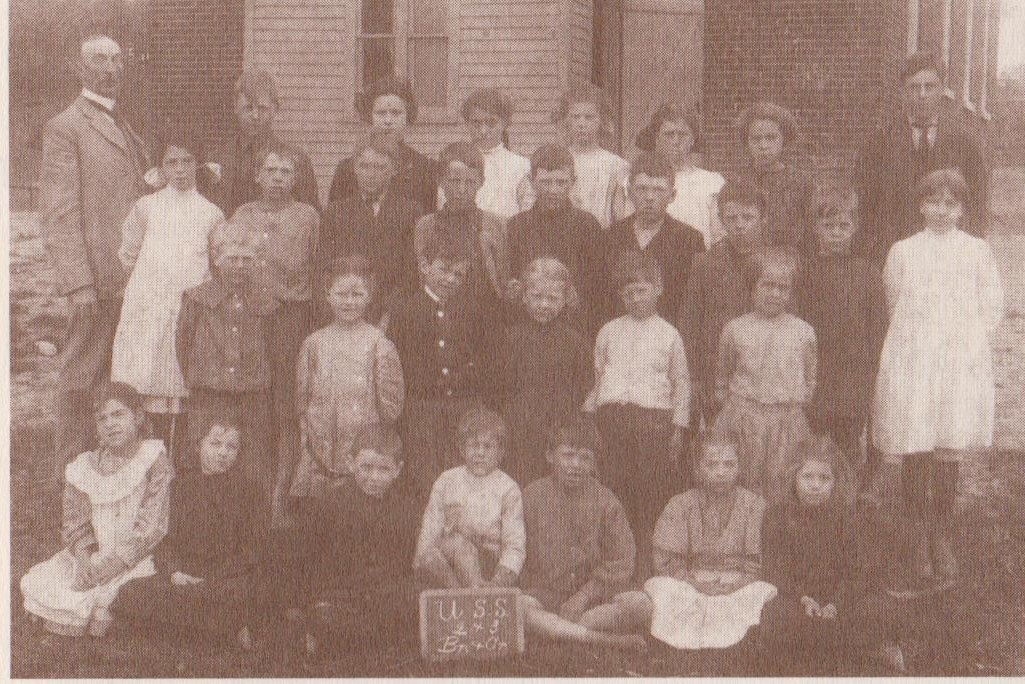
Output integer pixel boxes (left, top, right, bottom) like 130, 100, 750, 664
584, 250, 690, 577
414, 408, 525, 588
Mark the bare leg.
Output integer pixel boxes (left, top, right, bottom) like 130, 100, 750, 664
416, 549, 463, 589
439, 534, 486, 588
578, 591, 653, 634
521, 596, 646, 649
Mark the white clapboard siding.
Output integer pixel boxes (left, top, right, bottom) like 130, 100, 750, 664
247, 0, 589, 195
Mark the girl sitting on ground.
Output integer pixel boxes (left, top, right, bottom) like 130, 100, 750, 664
111, 413, 263, 649
643, 434, 775, 650
21, 382, 173, 638
760, 435, 905, 674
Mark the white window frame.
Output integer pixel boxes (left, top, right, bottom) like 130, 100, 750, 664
907, 0, 992, 118
354, 0, 460, 123
907, 0, 920, 54
978, 0, 993, 119
962, 0, 976, 111
941, 0, 956, 99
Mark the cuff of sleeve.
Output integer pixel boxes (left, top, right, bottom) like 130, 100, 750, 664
71, 534, 98, 553
496, 561, 522, 578
60, 280, 95, 298
112, 541, 142, 570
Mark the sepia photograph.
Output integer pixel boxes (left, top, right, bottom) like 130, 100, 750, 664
5, 0, 1025, 677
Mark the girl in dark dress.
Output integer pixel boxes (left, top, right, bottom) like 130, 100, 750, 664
498, 257, 593, 486
760, 435, 904, 674
735, 101, 815, 255
112, 414, 264, 647
327, 76, 437, 213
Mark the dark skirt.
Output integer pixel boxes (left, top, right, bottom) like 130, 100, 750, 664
112, 570, 256, 639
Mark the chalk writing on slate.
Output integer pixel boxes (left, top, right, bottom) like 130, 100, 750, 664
419, 587, 525, 662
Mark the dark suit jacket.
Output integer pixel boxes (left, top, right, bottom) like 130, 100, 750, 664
207, 131, 321, 216
387, 288, 499, 400
316, 190, 424, 322
39, 96, 149, 298
327, 141, 438, 214
856, 109, 988, 261
606, 214, 706, 324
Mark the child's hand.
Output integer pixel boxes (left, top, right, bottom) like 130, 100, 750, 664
558, 592, 591, 622
801, 595, 822, 618
820, 603, 838, 620
443, 503, 464, 535
90, 555, 129, 586
505, 278, 524, 302
487, 566, 518, 588
70, 549, 97, 591
171, 571, 205, 586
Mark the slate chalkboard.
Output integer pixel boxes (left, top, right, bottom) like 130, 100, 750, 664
419, 587, 525, 662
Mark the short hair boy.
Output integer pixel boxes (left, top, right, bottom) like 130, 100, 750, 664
317, 132, 422, 324
606, 152, 705, 324
520, 417, 650, 649
680, 178, 765, 424
414, 408, 525, 588
176, 221, 278, 525
296, 426, 421, 655
387, 236, 501, 493
415, 141, 509, 300
584, 249, 691, 575
506, 142, 607, 333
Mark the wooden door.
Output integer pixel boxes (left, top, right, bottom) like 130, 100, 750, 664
619, 0, 703, 155
592, 0, 624, 153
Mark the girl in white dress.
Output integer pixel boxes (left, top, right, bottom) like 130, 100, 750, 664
636, 103, 725, 248
111, 129, 224, 451
454, 88, 534, 218
643, 435, 776, 650
21, 382, 173, 637
872, 169, 1003, 584
555, 84, 630, 230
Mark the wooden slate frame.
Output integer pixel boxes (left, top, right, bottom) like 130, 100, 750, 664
419, 587, 526, 662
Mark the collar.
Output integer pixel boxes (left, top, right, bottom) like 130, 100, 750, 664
438, 204, 479, 225
633, 216, 664, 234
237, 130, 276, 153
193, 278, 277, 313
362, 188, 388, 207
908, 114, 939, 130
81, 88, 116, 112
482, 143, 506, 158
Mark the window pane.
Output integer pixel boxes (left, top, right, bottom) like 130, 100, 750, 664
362, 0, 394, 34
410, 0, 447, 35
361, 37, 395, 88
409, 37, 447, 107
948, 0, 967, 92
971, 0, 987, 103
917, 0, 947, 60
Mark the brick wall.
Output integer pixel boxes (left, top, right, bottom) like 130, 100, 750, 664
148, 0, 246, 149
703, 0, 892, 180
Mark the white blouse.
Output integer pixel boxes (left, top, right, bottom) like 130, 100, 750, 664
667, 167, 726, 249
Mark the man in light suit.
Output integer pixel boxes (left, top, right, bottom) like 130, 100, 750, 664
41, 35, 149, 478
856, 51, 989, 263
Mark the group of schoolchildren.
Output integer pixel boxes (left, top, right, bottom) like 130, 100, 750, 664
21, 65, 1004, 676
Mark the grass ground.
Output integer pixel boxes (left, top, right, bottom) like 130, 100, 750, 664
9, 168, 1025, 676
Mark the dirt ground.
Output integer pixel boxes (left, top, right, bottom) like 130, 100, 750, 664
8, 169, 1025, 676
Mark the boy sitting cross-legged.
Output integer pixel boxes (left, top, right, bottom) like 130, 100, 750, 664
297, 426, 421, 658
519, 417, 651, 650
414, 408, 525, 589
